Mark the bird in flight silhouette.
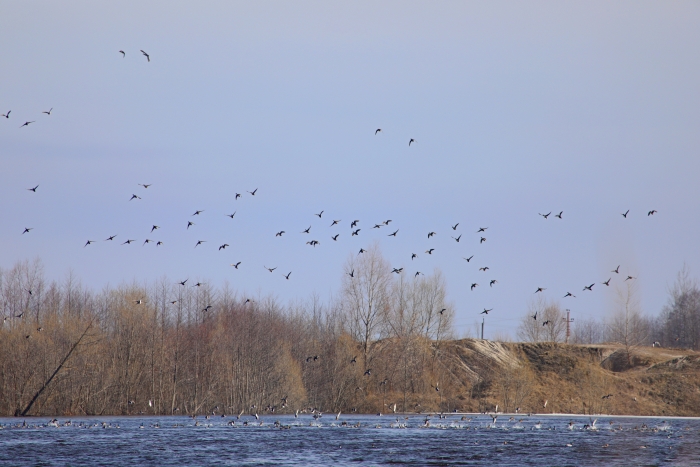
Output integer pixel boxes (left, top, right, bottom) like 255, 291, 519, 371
284, 272, 292, 280
1, 110, 10, 118
195, 240, 206, 247
612, 265, 620, 274
42, 108, 53, 115
648, 210, 657, 216
555, 211, 563, 219
28, 185, 39, 192
471, 283, 478, 290
481, 308, 492, 315
227, 212, 236, 218
119, 50, 125, 57
452, 235, 462, 242
602, 278, 611, 286
141, 50, 150, 61
583, 283, 594, 291
105, 235, 117, 241
265, 266, 276, 273
20, 121, 35, 128
302, 226, 311, 234
621, 210, 629, 218
425, 248, 435, 255
388, 230, 399, 237
332, 234, 339, 241
409, 138, 415, 146
231, 262, 241, 269
248, 188, 258, 196
375, 128, 381, 135
22, 227, 33, 234
315, 211, 324, 218
535, 287, 546, 293
84, 240, 94, 247
539, 212, 551, 219
130, 194, 141, 201
463, 255, 474, 262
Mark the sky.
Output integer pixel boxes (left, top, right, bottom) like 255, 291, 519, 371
2, 1, 699, 338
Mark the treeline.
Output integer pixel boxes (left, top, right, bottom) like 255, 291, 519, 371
0, 247, 464, 417
518, 266, 700, 352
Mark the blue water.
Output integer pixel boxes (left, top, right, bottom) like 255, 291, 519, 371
1, 414, 698, 466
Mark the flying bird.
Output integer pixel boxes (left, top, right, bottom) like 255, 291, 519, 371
477, 227, 488, 232
347, 269, 354, 278
388, 230, 399, 237
235, 193, 241, 200
178, 280, 188, 286
452, 223, 459, 230
564, 292, 576, 298
119, 50, 125, 57
583, 283, 595, 291
490, 279, 497, 287
409, 138, 415, 146
22, 227, 33, 234
463, 255, 474, 262
105, 235, 117, 241
42, 108, 53, 115
648, 210, 657, 216
452, 235, 462, 242
264, 266, 276, 273
415, 271, 423, 277
302, 226, 311, 234
352, 229, 360, 236
535, 287, 546, 293
330, 220, 340, 226
130, 194, 141, 200
539, 212, 551, 219
358, 248, 366, 254
122, 239, 135, 245
276, 231, 285, 237
351, 220, 359, 228
391, 268, 403, 274
284, 272, 292, 280
195, 240, 206, 247
479, 266, 489, 272
332, 234, 339, 241
428, 232, 436, 238
425, 248, 435, 254
471, 283, 478, 290
315, 211, 324, 218
480, 237, 486, 243
384, 219, 392, 225
218, 244, 229, 250
143, 239, 153, 245
248, 188, 258, 196
375, 128, 381, 135
612, 265, 620, 274
1, 110, 10, 118
481, 308, 492, 315
20, 121, 35, 127
140, 50, 150, 61
625, 276, 635, 281
187, 221, 195, 229
602, 278, 611, 286
151, 225, 159, 232
227, 212, 236, 218
231, 262, 241, 269
621, 210, 629, 218
555, 211, 563, 219
192, 210, 204, 216
411, 253, 417, 260
28, 185, 39, 192
139, 183, 151, 188
84, 240, 94, 247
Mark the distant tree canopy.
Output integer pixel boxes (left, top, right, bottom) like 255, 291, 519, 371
0, 254, 458, 417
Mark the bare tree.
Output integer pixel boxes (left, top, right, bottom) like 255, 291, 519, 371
341, 243, 391, 370
607, 280, 648, 367
660, 265, 700, 349
571, 318, 606, 344
517, 297, 566, 343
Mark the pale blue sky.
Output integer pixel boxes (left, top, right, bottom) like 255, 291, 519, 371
2, 1, 699, 337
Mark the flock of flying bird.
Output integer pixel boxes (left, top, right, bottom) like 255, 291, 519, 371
7, 47, 661, 325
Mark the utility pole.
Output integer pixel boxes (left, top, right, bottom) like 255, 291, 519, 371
563, 309, 574, 344
481, 317, 485, 340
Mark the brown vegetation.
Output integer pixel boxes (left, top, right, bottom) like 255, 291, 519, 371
3, 258, 700, 417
